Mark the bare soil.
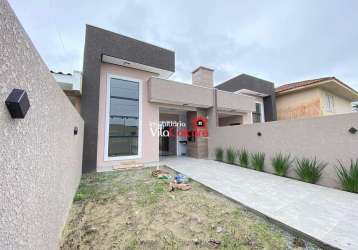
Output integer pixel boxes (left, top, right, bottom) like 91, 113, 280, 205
60, 167, 320, 250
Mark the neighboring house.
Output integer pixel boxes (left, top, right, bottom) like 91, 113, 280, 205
81, 25, 273, 172
216, 74, 277, 124
51, 70, 82, 112
275, 77, 358, 120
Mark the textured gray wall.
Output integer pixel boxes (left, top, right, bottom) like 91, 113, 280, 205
208, 113, 358, 189
0, 1, 84, 249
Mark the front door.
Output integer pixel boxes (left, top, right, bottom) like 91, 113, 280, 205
159, 126, 176, 156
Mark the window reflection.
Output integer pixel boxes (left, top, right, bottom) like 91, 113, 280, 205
108, 78, 139, 157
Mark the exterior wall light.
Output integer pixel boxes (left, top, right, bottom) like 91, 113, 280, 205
349, 127, 357, 134
257, 132, 262, 136
5, 89, 30, 119
74, 126, 79, 135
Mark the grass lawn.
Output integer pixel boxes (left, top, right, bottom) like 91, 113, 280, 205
60, 167, 320, 250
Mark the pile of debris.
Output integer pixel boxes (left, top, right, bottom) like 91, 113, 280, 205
152, 169, 171, 179
113, 160, 144, 170
152, 169, 192, 191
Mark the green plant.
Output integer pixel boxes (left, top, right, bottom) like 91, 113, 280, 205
272, 153, 293, 176
238, 148, 249, 167
226, 147, 237, 165
295, 157, 327, 183
215, 148, 224, 162
250, 152, 265, 171
336, 160, 358, 193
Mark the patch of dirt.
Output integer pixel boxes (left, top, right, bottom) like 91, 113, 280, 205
60, 167, 321, 250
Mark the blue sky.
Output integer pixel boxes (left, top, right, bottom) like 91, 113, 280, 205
8, 0, 358, 88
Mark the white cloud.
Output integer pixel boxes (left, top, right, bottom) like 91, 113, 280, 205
8, 0, 358, 89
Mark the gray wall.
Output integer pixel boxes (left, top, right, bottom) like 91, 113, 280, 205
0, 1, 84, 249
208, 113, 358, 189
216, 74, 277, 121
82, 25, 175, 172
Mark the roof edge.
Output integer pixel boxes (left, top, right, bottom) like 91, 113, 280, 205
276, 77, 358, 101
192, 66, 214, 74
216, 73, 274, 89
85, 24, 175, 54
276, 77, 358, 96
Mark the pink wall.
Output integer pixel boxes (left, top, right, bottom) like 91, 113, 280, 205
96, 63, 159, 170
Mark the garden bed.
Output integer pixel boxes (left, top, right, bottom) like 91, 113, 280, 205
60, 167, 320, 249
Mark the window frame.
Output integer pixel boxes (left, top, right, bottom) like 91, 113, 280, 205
252, 101, 265, 123
325, 93, 335, 112
104, 74, 142, 161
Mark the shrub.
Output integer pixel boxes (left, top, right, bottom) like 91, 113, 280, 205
226, 147, 237, 165
295, 157, 327, 184
250, 152, 265, 171
215, 148, 224, 162
336, 160, 358, 193
238, 148, 249, 168
272, 153, 293, 176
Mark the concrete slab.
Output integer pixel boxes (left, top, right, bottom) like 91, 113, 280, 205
159, 157, 358, 250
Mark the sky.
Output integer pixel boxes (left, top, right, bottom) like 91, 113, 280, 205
8, 0, 358, 88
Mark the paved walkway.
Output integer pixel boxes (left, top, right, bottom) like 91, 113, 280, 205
160, 157, 358, 250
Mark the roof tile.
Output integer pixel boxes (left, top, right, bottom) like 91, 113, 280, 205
275, 77, 334, 93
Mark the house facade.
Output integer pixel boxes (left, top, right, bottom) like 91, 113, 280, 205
276, 77, 358, 120
81, 25, 275, 172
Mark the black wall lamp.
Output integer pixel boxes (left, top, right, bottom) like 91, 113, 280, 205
74, 126, 78, 135
257, 132, 262, 136
5, 89, 30, 119
349, 127, 357, 134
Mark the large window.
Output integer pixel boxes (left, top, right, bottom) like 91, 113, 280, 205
252, 103, 263, 123
106, 76, 141, 159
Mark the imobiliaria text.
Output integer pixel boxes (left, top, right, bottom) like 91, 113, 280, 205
149, 116, 208, 138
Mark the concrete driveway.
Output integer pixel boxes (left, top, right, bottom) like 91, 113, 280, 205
159, 157, 358, 250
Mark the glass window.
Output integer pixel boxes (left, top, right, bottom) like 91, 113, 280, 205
326, 94, 335, 112
253, 103, 262, 123
108, 77, 139, 157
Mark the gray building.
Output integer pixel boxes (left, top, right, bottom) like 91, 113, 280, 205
216, 74, 277, 122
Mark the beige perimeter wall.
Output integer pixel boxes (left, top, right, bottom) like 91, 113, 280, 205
208, 113, 358, 189
0, 1, 84, 249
